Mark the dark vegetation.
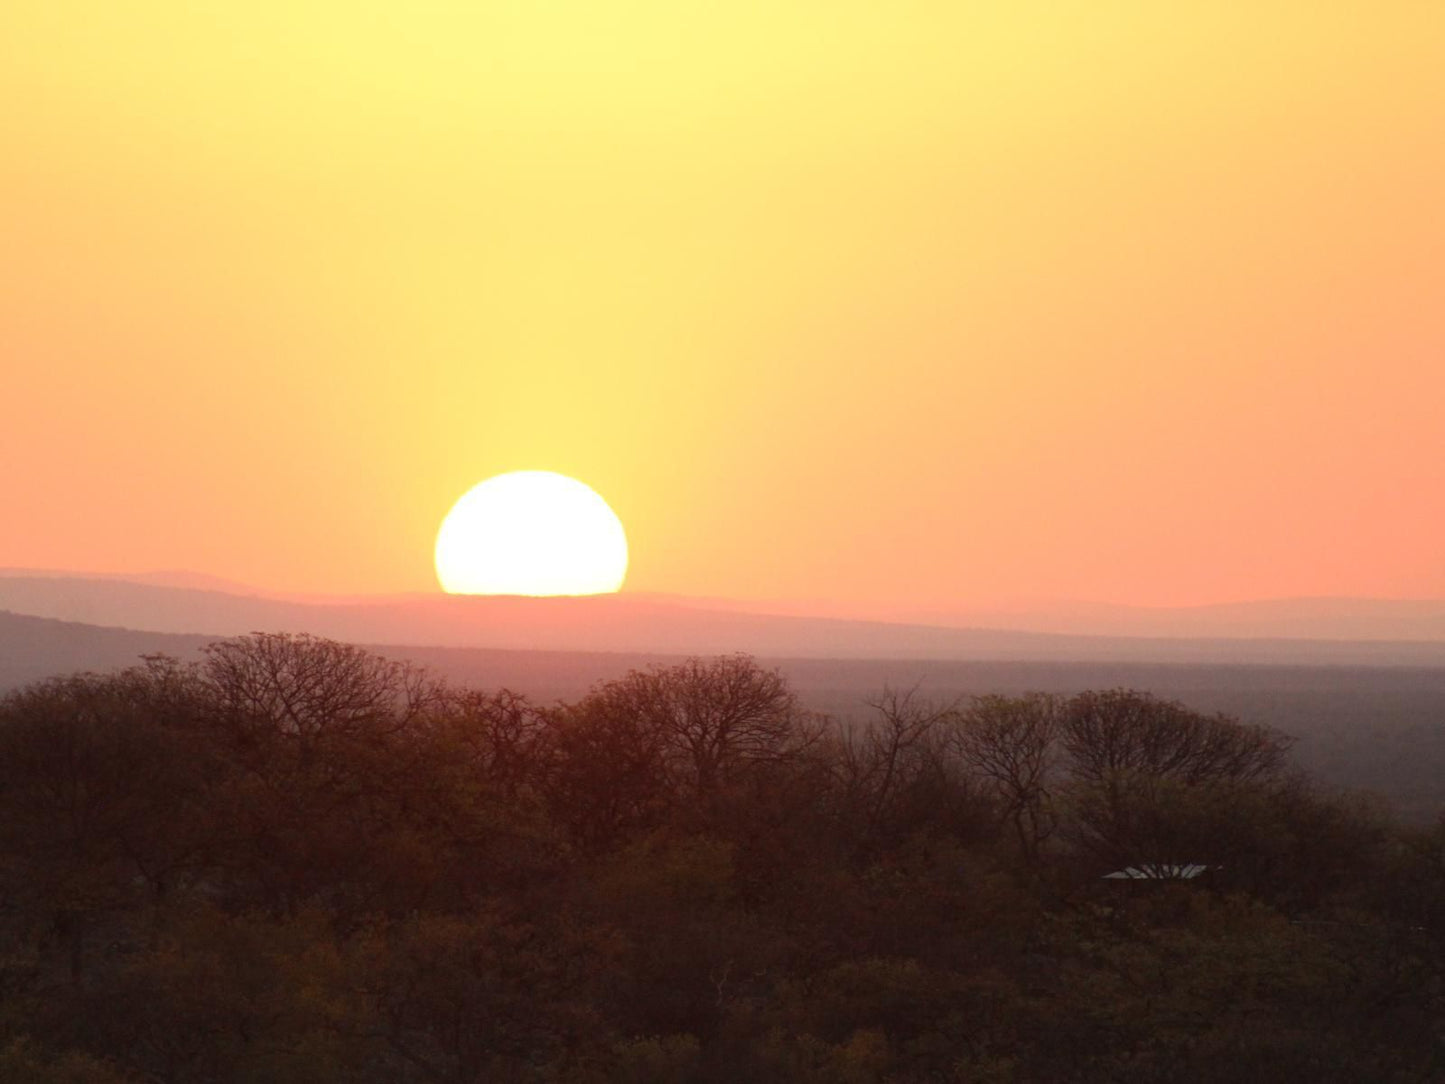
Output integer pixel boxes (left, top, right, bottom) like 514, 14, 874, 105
9, 610, 1445, 822
1, 634, 1442, 1082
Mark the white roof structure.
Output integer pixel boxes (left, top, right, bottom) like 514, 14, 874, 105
1103, 863, 1216, 880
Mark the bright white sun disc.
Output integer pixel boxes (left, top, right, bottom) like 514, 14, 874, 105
435, 471, 628, 596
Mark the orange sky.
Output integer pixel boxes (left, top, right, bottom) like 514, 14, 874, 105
3, 4, 1443, 612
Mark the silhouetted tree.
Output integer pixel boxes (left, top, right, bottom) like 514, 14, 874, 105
1061, 688, 1290, 788
577, 655, 813, 799
0, 660, 217, 982
951, 692, 1062, 864
538, 694, 673, 852
1057, 689, 1294, 870
827, 687, 972, 856
201, 632, 442, 748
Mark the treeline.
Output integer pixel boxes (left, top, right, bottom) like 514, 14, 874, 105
0, 634, 1441, 1082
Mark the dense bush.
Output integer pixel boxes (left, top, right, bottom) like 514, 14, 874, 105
0, 635, 1439, 1081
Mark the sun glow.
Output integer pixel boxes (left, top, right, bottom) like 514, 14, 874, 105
434, 472, 628, 596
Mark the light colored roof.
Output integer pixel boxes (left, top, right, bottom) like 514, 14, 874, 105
1103, 863, 1216, 880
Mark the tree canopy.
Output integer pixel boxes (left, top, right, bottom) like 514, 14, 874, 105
0, 634, 1438, 1082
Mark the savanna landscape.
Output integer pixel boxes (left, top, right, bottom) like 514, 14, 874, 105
5, 4, 1445, 1081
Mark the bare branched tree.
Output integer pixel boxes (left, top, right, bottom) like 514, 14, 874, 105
202, 633, 443, 745
1062, 689, 1291, 788
950, 693, 1062, 863
430, 688, 548, 798
839, 685, 961, 835
1058, 689, 1295, 868
583, 655, 809, 796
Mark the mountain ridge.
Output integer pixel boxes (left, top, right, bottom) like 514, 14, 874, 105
2, 574, 1445, 667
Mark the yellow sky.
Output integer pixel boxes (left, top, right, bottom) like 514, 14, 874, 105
3, 3, 1443, 611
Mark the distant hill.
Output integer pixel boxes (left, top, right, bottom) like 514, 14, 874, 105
906, 595, 1445, 642
0, 611, 210, 690
0, 566, 267, 595
3, 573, 1445, 666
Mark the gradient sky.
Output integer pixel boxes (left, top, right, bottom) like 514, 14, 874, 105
3, 4, 1443, 612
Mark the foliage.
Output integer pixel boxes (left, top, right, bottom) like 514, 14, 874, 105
0, 635, 1439, 1082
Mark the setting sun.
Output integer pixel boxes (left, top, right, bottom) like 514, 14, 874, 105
434, 471, 628, 596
